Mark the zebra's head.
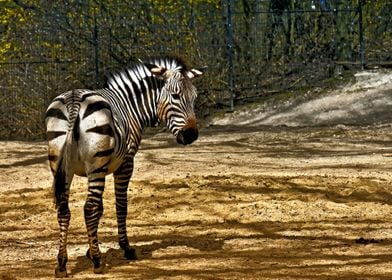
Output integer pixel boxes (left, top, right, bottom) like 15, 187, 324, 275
144, 58, 203, 145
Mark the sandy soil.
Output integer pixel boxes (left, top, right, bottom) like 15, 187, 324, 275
213, 70, 392, 127
1, 123, 392, 280
1, 70, 392, 279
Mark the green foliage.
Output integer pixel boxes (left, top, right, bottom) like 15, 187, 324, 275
0, 0, 26, 62
0, 0, 391, 139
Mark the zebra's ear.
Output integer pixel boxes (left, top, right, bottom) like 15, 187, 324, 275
185, 67, 205, 79
143, 62, 167, 77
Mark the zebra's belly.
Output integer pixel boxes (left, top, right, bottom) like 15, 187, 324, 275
73, 156, 123, 177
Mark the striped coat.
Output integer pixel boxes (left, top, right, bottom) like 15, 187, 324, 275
45, 56, 203, 277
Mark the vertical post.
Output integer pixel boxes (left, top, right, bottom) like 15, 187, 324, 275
93, 9, 100, 87
93, 1, 102, 87
358, 0, 365, 69
225, 0, 235, 111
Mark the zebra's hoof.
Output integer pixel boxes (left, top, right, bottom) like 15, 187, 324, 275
93, 264, 105, 274
124, 247, 137, 260
86, 249, 105, 274
54, 267, 68, 278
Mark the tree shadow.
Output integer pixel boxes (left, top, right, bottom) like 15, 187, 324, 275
71, 233, 225, 276
68, 218, 392, 278
0, 155, 47, 168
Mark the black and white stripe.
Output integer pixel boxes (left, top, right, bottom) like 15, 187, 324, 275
45, 56, 203, 277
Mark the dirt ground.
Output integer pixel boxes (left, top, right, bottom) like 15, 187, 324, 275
1, 122, 392, 279
1, 70, 392, 279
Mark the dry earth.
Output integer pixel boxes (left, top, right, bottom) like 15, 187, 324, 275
1, 71, 392, 279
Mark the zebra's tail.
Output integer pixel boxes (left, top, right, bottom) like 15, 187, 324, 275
53, 143, 67, 208
53, 105, 81, 209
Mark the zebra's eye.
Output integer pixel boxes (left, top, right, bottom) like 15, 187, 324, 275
171, 93, 180, 100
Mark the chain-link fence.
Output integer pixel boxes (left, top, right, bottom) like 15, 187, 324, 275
0, 0, 391, 139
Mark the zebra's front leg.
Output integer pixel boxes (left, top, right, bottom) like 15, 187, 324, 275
114, 161, 136, 260
84, 175, 106, 274
55, 193, 71, 278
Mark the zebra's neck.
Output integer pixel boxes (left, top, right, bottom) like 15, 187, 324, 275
105, 64, 163, 130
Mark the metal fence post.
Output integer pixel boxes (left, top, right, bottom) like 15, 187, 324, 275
94, 13, 100, 88
358, 0, 365, 69
225, 0, 235, 111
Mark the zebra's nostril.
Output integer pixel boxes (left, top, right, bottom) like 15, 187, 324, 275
176, 128, 198, 145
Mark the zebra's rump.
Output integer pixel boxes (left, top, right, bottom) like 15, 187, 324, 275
45, 89, 120, 177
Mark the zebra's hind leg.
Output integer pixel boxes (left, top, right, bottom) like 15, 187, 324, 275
114, 161, 136, 260
55, 192, 71, 278
84, 174, 106, 274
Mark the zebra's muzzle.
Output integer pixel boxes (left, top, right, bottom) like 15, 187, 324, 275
176, 127, 198, 145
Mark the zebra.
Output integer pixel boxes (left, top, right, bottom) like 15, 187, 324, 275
45, 56, 203, 277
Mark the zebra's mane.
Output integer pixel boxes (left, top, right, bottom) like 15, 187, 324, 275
145, 56, 189, 74
105, 56, 188, 92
